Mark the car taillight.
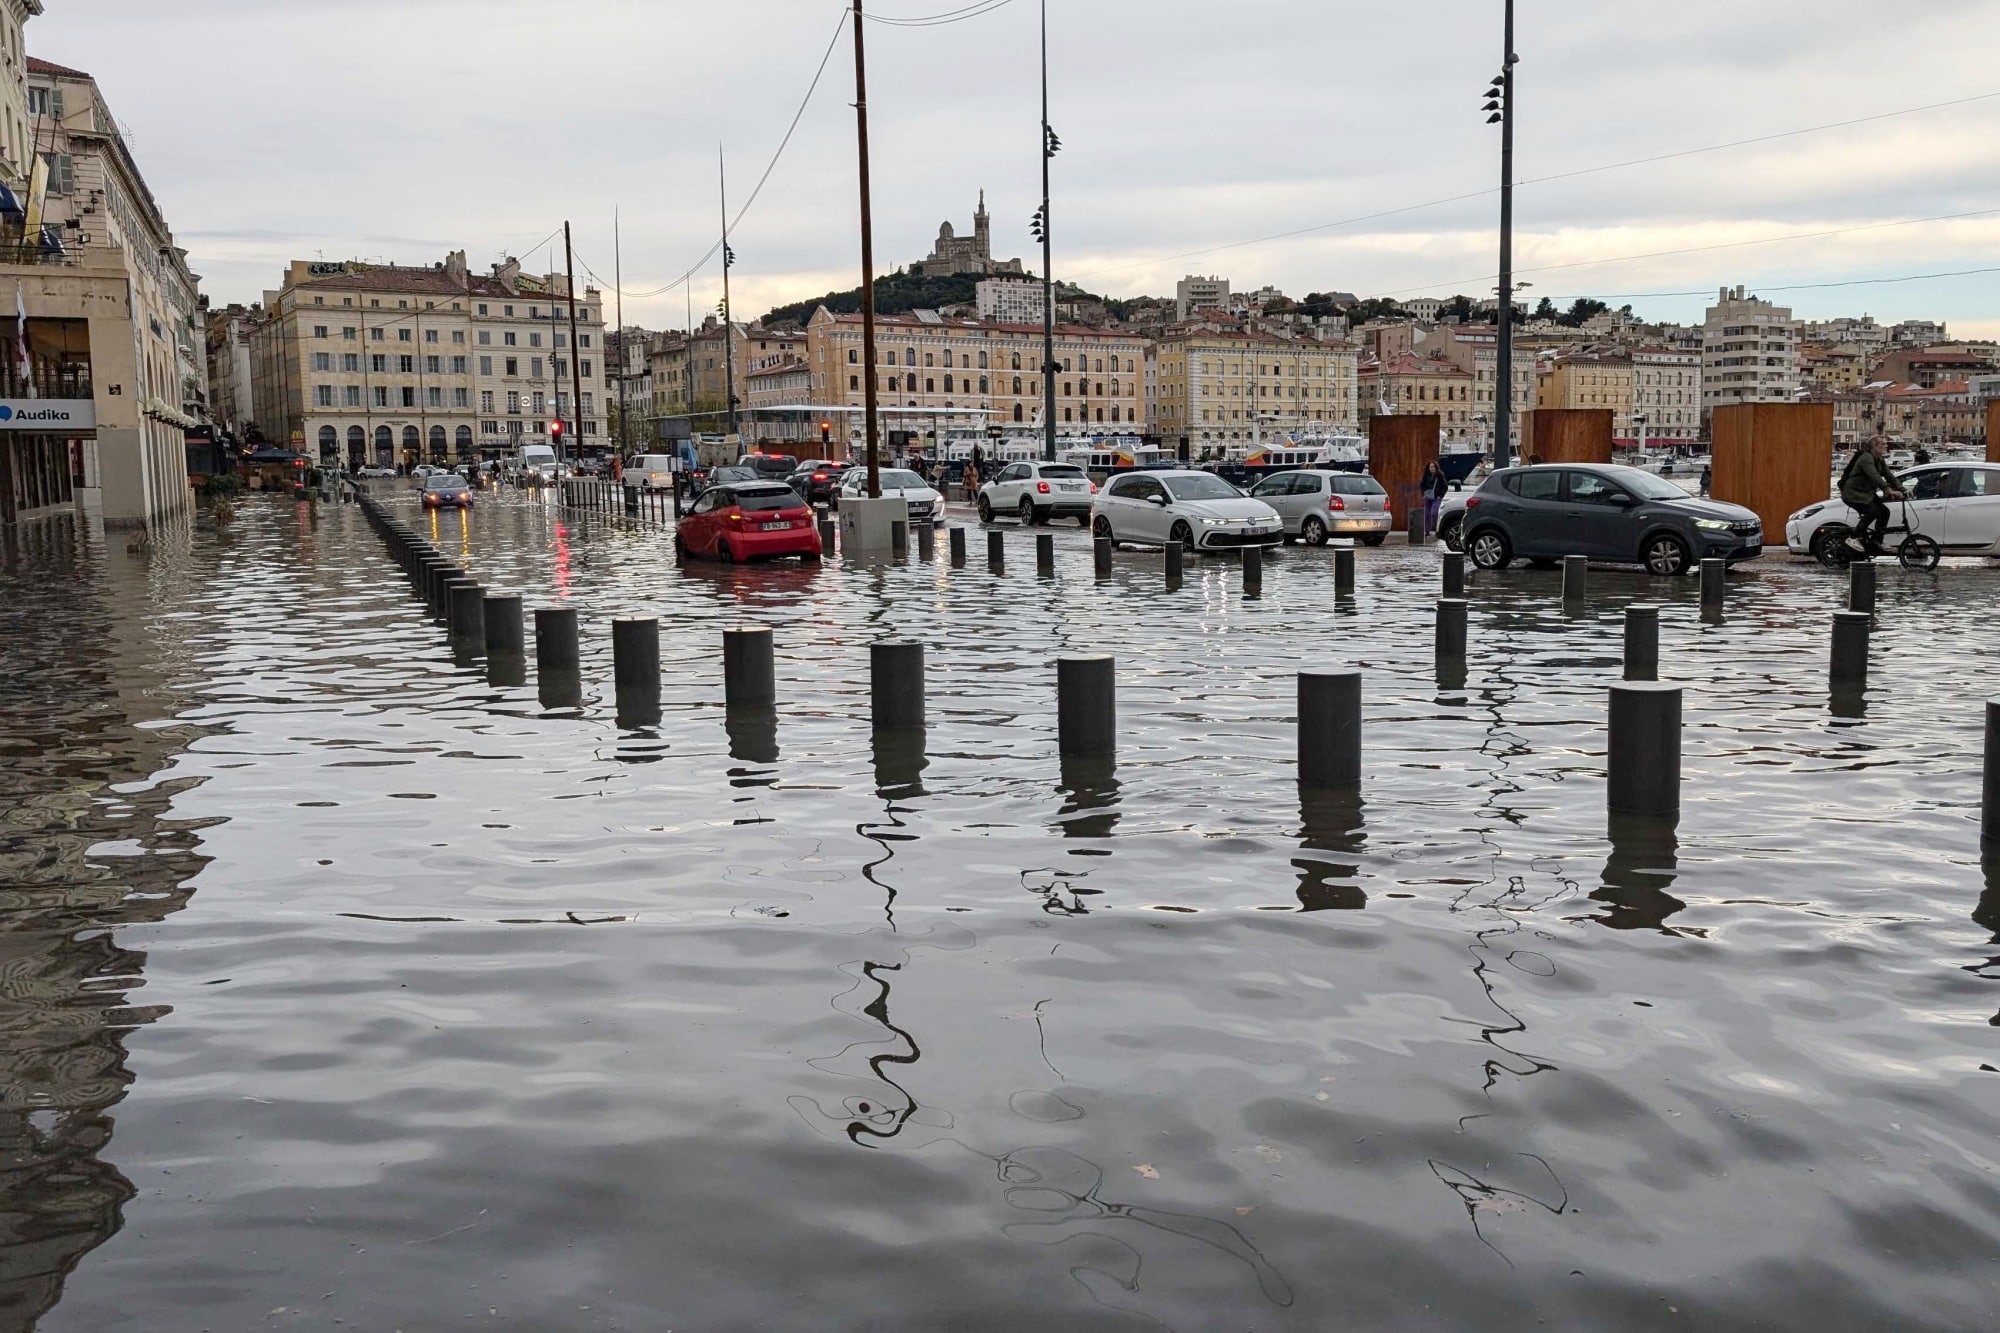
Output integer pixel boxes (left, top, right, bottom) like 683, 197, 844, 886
1037, 481, 1051, 494
813, 472, 827, 481
1088, 482, 1098, 494
1465, 495, 1482, 508
1328, 495, 1346, 511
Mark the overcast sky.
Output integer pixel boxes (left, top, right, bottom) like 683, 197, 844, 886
37, 0, 2000, 336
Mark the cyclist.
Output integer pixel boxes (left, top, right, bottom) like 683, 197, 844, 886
1840, 435, 1903, 556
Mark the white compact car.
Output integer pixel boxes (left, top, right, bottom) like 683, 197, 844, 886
1248, 468, 1393, 545
1786, 461, 2000, 560
978, 461, 1096, 526
1091, 469, 1283, 552
838, 465, 947, 526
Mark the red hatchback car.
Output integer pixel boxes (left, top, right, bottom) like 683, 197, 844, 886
676, 482, 822, 563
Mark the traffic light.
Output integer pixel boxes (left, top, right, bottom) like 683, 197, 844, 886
819, 421, 831, 446
550, 419, 564, 440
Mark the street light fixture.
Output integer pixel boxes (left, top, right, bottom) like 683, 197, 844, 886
1036, 0, 1060, 462
1488, 0, 1519, 468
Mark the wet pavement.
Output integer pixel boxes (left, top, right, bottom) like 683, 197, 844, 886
2, 488, 1997, 1331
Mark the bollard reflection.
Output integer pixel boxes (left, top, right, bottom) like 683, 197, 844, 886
485, 651, 526, 689
1977, 858, 2000, 938
1055, 756, 1120, 839
537, 670, 582, 712
872, 730, 929, 800
1294, 791, 1367, 911
1830, 684, 1867, 720
1435, 657, 1468, 692
1593, 813, 1686, 932
726, 708, 781, 766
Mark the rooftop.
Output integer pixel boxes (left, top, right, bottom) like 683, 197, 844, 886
26, 55, 90, 80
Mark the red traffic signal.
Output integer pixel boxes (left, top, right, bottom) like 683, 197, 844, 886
550, 419, 564, 439
819, 420, 831, 444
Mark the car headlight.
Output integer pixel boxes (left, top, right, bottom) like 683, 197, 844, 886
1788, 504, 1825, 522
1693, 519, 1732, 531
1201, 516, 1231, 526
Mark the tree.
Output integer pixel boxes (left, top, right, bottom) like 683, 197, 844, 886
1531, 296, 1559, 322
1440, 294, 1476, 323
1558, 298, 1610, 328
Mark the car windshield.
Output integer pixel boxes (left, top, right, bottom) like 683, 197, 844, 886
876, 470, 928, 490
1612, 469, 1693, 501
711, 468, 756, 484
1163, 473, 1243, 501
426, 475, 467, 489
734, 487, 798, 512
1331, 476, 1385, 495
1040, 465, 1086, 479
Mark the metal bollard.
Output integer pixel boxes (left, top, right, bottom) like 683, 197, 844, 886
1056, 655, 1116, 758
1849, 560, 1876, 613
870, 641, 925, 733
535, 606, 580, 676
612, 617, 661, 727
449, 582, 486, 652
1442, 552, 1466, 599
890, 518, 909, 558
1094, 536, 1113, 578
1700, 557, 1725, 607
1435, 597, 1468, 659
987, 529, 1005, 572
949, 526, 967, 568
917, 523, 935, 561
1165, 540, 1184, 583
1608, 681, 1682, 819
1985, 700, 2000, 851
1623, 604, 1660, 681
483, 593, 525, 658
817, 515, 836, 557
1830, 609, 1870, 688
1243, 545, 1263, 596
1037, 533, 1055, 577
723, 626, 777, 710
1563, 554, 1588, 604
1334, 541, 1355, 592
1298, 670, 1361, 790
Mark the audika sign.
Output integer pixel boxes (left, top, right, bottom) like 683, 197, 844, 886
0, 400, 95, 430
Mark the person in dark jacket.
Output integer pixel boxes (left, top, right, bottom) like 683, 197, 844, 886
1421, 460, 1449, 531
1840, 435, 1903, 555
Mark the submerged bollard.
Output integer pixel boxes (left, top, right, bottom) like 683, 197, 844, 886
1407, 505, 1428, 545
949, 526, 967, 568
1563, 554, 1588, 604
917, 523, 935, 561
1985, 701, 2000, 852
1037, 533, 1055, 577
988, 529, 1005, 572
1435, 597, 1468, 660
1297, 670, 1362, 790
1165, 539, 1184, 584
890, 518, 909, 558
1094, 536, 1113, 578
1442, 552, 1466, 599
1849, 560, 1876, 613
1624, 604, 1660, 682
1243, 545, 1263, 596
1056, 655, 1116, 758
447, 580, 483, 645
612, 617, 661, 727
817, 515, 836, 557
1700, 557, 1726, 607
723, 625, 777, 710
1830, 609, 1870, 688
535, 605, 580, 677
870, 641, 925, 733
483, 593, 525, 659
1608, 681, 1682, 819
1334, 541, 1355, 593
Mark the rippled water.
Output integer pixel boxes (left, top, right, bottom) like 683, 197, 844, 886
3, 489, 1997, 1331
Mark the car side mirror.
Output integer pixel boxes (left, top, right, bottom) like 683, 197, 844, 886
1609, 493, 1635, 506
1147, 494, 1168, 506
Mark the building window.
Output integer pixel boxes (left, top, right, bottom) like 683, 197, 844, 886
450, 356, 466, 374
553, 358, 566, 377
310, 352, 332, 371
424, 355, 439, 374
848, 349, 858, 364
397, 328, 411, 342
505, 358, 518, 376
479, 356, 492, 375
342, 327, 356, 340
478, 331, 491, 345
370, 354, 386, 372
480, 390, 494, 413
425, 329, 438, 343
312, 325, 328, 339
530, 332, 542, 347
506, 391, 520, 413
925, 378, 935, 393
345, 385, 361, 406
1013, 375, 1024, 394
556, 334, 566, 349
504, 305, 514, 316
400, 387, 415, 407
452, 330, 465, 344
477, 304, 488, 315
453, 388, 469, 408
373, 386, 388, 407
905, 348, 916, 366
581, 359, 591, 377
314, 385, 333, 406
1013, 404, 1023, 421
530, 356, 543, 378
849, 375, 859, 390
397, 355, 414, 373
427, 387, 442, 407
580, 335, 591, 348
341, 353, 359, 372
369, 328, 383, 341
979, 376, 988, 394
943, 374, 954, 393
504, 332, 516, 346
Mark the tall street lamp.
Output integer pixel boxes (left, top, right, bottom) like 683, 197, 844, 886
1029, 0, 1060, 462
1487, 0, 1519, 467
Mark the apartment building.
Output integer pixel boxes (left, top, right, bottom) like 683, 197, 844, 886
1416, 325, 1537, 446
1630, 345, 1701, 442
204, 302, 258, 440
1147, 328, 1358, 451
1358, 353, 1476, 439
0, 2, 36, 197
1701, 286, 1799, 421
1540, 354, 1634, 421
804, 306, 1146, 450
976, 275, 1045, 325
647, 332, 689, 425
248, 250, 607, 466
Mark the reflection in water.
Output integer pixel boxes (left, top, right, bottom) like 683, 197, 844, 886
725, 709, 780, 770
871, 731, 928, 800
1977, 861, 2000, 1030
1593, 813, 1688, 933
1055, 758, 1120, 839
1295, 791, 1367, 911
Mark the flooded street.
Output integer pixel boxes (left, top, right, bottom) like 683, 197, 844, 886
3, 489, 1998, 1331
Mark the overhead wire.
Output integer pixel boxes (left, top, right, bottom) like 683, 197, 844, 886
1559, 265, 2000, 303
864, 0, 1017, 26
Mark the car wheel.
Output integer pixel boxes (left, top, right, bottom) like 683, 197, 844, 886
1019, 497, 1037, 525
1300, 515, 1328, 546
673, 534, 689, 561
1642, 532, 1691, 576
1170, 519, 1196, 552
1810, 525, 1855, 569
717, 538, 735, 564
977, 495, 993, 523
1439, 516, 1463, 552
1468, 527, 1512, 570
1093, 514, 1117, 548
1359, 533, 1387, 548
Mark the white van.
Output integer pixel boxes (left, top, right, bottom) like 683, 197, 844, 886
518, 444, 557, 482
629, 454, 677, 490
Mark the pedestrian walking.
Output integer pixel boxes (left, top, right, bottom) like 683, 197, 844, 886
1698, 463, 1711, 497
1422, 460, 1448, 532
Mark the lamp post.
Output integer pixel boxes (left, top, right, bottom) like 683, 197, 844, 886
853, 0, 881, 498
1486, 1, 1519, 468
1029, 0, 1060, 462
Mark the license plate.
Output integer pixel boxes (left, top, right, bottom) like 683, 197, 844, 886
1057, 483, 1082, 491
760, 522, 788, 531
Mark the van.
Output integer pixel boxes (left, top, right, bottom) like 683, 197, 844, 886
519, 443, 557, 481
630, 454, 677, 490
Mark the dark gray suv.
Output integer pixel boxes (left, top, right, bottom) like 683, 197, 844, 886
1461, 464, 1763, 575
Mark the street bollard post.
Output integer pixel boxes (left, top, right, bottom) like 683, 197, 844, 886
1334, 541, 1355, 593
917, 523, 935, 561
1037, 533, 1055, 577
1608, 682, 1682, 819
870, 641, 925, 733
949, 526, 967, 568
1849, 560, 1876, 613
612, 618, 661, 727
1623, 604, 1660, 681
1094, 536, 1113, 578
1442, 552, 1466, 599
723, 626, 777, 710
1298, 670, 1361, 790
449, 582, 486, 653
988, 529, 1005, 572
1243, 545, 1263, 596
1563, 554, 1588, 604
1435, 597, 1468, 660
1165, 539, 1184, 584
1830, 609, 1870, 688
1056, 656, 1116, 758
1700, 557, 1726, 607
483, 593, 525, 659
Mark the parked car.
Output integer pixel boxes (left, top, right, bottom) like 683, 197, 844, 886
789, 459, 850, 506
421, 473, 474, 508
837, 466, 946, 526
1460, 464, 1761, 575
628, 454, 679, 491
1090, 469, 1283, 552
1436, 488, 1473, 551
737, 452, 800, 482
978, 461, 1096, 526
1248, 469, 1392, 546
697, 465, 760, 497
356, 464, 395, 479
1787, 461, 2000, 561
674, 482, 822, 562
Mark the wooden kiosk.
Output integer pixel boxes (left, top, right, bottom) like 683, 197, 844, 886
1709, 403, 1834, 538
1520, 409, 1613, 465
1368, 414, 1440, 529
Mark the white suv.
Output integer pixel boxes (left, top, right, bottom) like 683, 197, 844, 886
978, 461, 1095, 526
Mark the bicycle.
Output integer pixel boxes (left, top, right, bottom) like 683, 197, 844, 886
1811, 493, 1940, 572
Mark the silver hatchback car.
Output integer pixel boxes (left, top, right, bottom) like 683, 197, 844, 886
1247, 469, 1392, 546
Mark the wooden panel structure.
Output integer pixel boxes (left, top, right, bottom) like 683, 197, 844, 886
1986, 400, 2000, 463
1521, 408, 1613, 465
1368, 414, 1440, 524
1709, 403, 1834, 539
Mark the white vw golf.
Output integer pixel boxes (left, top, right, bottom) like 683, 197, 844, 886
1090, 470, 1283, 552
